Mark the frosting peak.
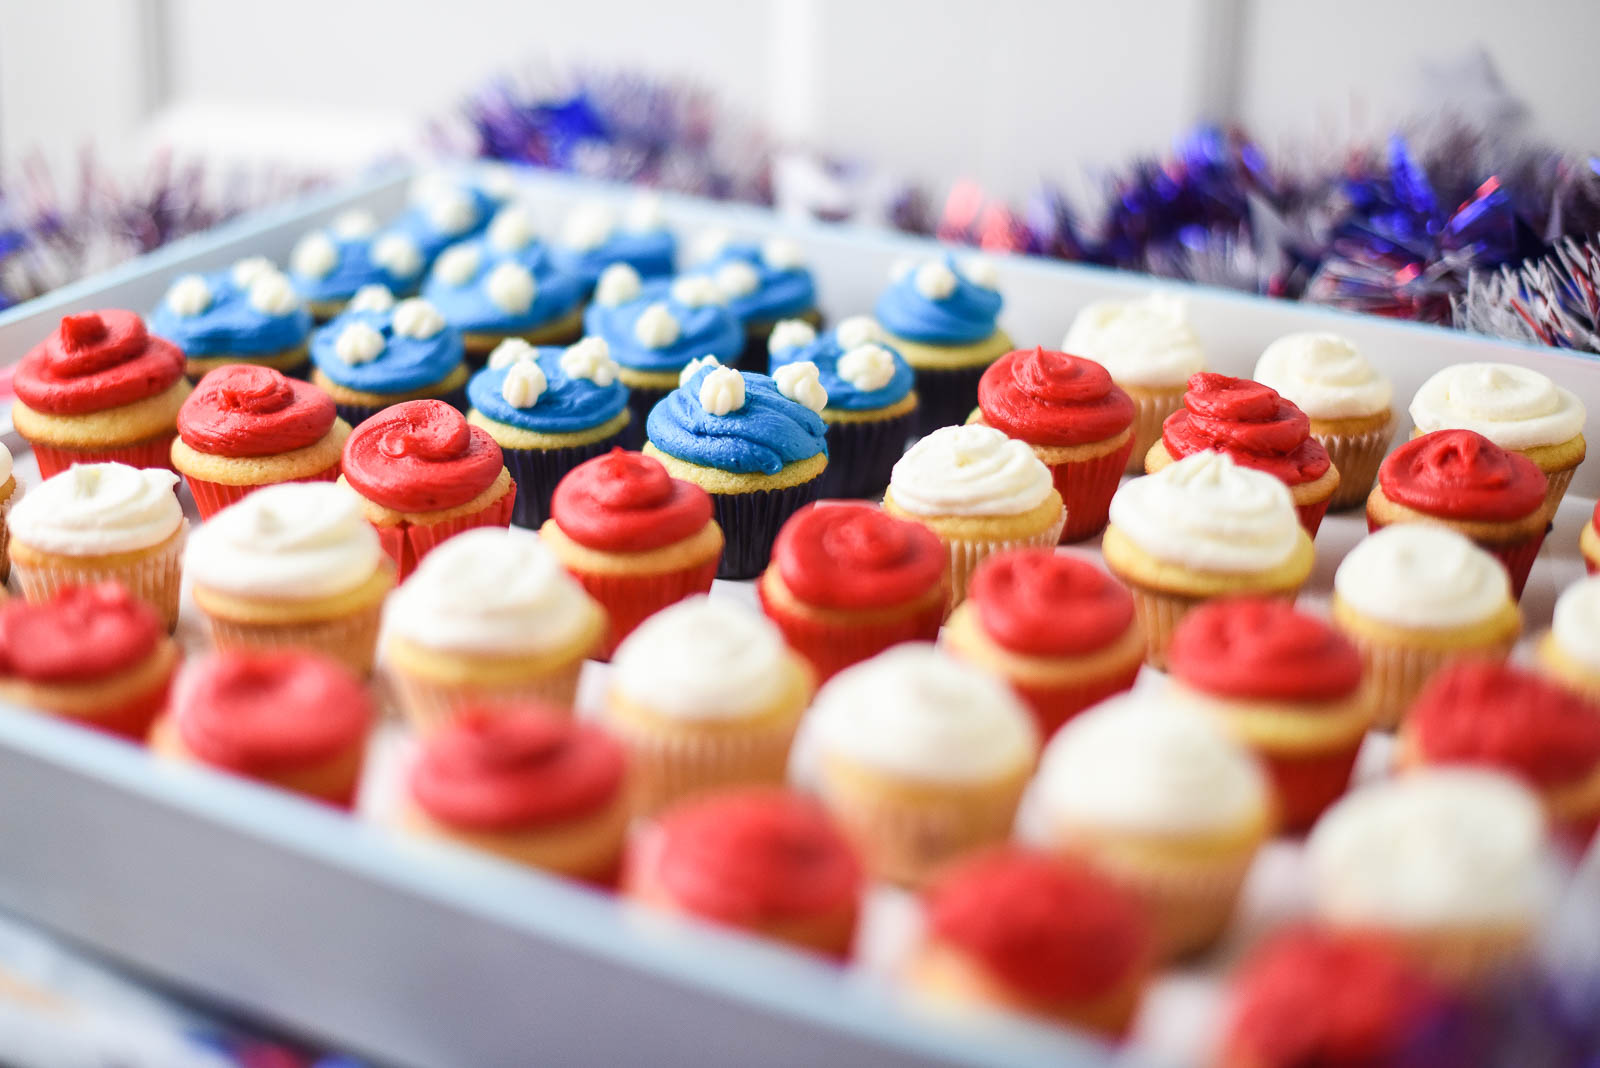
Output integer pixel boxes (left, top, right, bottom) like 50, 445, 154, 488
646, 367, 827, 476
1334, 525, 1509, 629
549, 449, 713, 553
1377, 429, 1546, 521
874, 255, 1002, 345
967, 550, 1135, 657
1108, 450, 1301, 572
0, 583, 161, 683
1061, 294, 1205, 388
8, 463, 184, 556
1163, 373, 1331, 485
1409, 362, 1585, 450
177, 365, 338, 457
341, 401, 503, 512
1253, 333, 1392, 420
15, 309, 185, 415
887, 424, 1054, 517
611, 596, 792, 721
771, 503, 944, 610
1168, 598, 1362, 703
186, 483, 382, 600
977, 347, 1134, 446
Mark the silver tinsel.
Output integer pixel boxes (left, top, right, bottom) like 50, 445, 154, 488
1453, 236, 1600, 354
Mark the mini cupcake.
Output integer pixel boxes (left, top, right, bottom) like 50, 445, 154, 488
767, 316, 917, 499
874, 255, 1011, 436
643, 362, 829, 580
1027, 695, 1273, 959
550, 195, 677, 292
12, 310, 190, 477
906, 848, 1153, 1036
0, 583, 178, 740
686, 233, 820, 354
388, 177, 496, 263
151, 650, 373, 808
1583, 503, 1600, 574
1146, 373, 1341, 536
1103, 451, 1314, 669
288, 209, 426, 320
1367, 429, 1549, 599
804, 644, 1040, 887
338, 400, 516, 579
973, 346, 1136, 542
171, 365, 350, 519
0, 442, 16, 584
185, 483, 395, 677
1254, 332, 1395, 511
942, 550, 1141, 740
1062, 293, 1206, 474
402, 708, 631, 885
758, 502, 946, 682
1538, 576, 1600, 701
150, 260, 312, 379
309, 296, 469, 427
1330, 526, 1521, 730
1167, 599, 1376, 832
881, 424, 1065, 605
539, 450, 722, 659
603, 596, 814, 815
382, 528, 604, 730
7, 463, 187, 631
465, 337, 630, 528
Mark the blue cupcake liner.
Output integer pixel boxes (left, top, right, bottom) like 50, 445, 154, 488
711, 476, 823, 580
501, 425, 630, 529
818, 405, 917, 500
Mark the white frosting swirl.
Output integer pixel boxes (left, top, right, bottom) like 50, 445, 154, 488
8, 463, 183, 555
698, 366, 745, 415
1254, 332, 1393, 420
561, 203, 615, 250
761, 238, 805, 271
624, 194, 664, 233
501, 361, 547, 408
1550, 576, 1600, 673
371, 235, 423, 279
392, 299, 445, 340
960, 256, 998, 288
767, 319, 817, 354
433, 245, 481, 287
348, 285, 395, 313
594, 263, 642, 307
713, 261, 761, 300
773, 361, 827, 412
1334, 525, 1509, 628
485, 262, 537, 315
1062, 293, 1206, 388
1409, 362, 1586, 450
837, 344, 896, 391
888, 424, 1054, 518
609, 596, 792, 721
334, 322, 385, 365
291, 232, 338, 280
426, 188, 478, 235
487, 205, 537, 253
231, 257, 277, 288
1107, 451, 1300, 572
165, 275, 212, 317
633, 303, 681, 349
559, 337, 617, 386
186, 483, 381, 599
487, 338, 536, 369
670, 276, 724, 308
247, 271, 300, 316
914, 261, 958, 300
834, 315, 882, 349
678, 355, 720, 388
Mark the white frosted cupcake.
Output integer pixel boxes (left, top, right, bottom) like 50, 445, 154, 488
1537, 576, 1600, 701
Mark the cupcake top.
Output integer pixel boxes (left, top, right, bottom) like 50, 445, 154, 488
177, 365, 339, 458
581, 266, 744, 374
1162, 373, 1332, 486
0, 583, 161, 685
548, 449, 713, 554
341, 400, 503, 513
977, 346, 1135, 447
874, 255, 1002, 345
389, 179, 496, 261
14, 310, 186, 416
186, 483, 383, 600
551, 196, 678, 288
309, 298, 464, 394
420, 235, 586, 334
1377, 429, 1547, 522
467, 338, 628, 435
770, 502, 944, 612
1333, 526, 1510, 629
1061, 293, 1205, 389
683, 233, 817, 323
610, 596, 796, 722
646, 363, 828, 475
8, 463, 183, 555
887, 424, 1054, 518
1168, 599, 1363, 704
150, 260, 311, 357
288, 209, 426, 303
966, 550, 1135, 658
1409, 362, 1586, 451
1551, 577, 1600, 674
766, 317, 914, 413
807, 644, 1038, 783
1253, 333, 1393, 421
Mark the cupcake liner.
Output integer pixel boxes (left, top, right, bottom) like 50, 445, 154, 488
30, 432, 180, 480
758, 587, 945, 683
818, 408, 916, 499
1320, 422, 1394, 511
1255, 742, 1364, 834
573, 556, 721, 661
389, 659, 586, 734
502, 433, 626, 530
1296, 497, 1332, 539
1386, 924, 1536, 988
910, 363, 990, 439
714, 479, 824, 581
605, 713, 798, 817
183, 463, 341, 521
201, 600, 385, 678
333, 382, 469, 432
1010, 662, 1142, 741
1346, 631, 1518, 731
1125, 386, 1186, 475
14, 530, 186, 633
1047, 438, 1137, 543
40, 674, 173, 743
374, 482, 516, 581
942, 509, 1068, 607
621, 384, 673, 449
1127, 582, 1301, 671
1075, 844, 1257, 960
1543, 464, 1576, 520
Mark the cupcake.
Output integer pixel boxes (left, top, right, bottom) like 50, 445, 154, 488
874, 255, 1011, 436
382, 528, 604, 731
906, 848, 1153, 1036
1062, 293, 1205, 474
942, 550, 1142, 740
1367, 429, 1549, 600
1583, 503, 1600, 574
150, 260, 312, 379
338, 400, 516, 580
1537, 576, 1600, 701
7, 463, 187, 631
150, 650, 373, 808
758, 502, 946, 682
465, 337, 631, 529
973, 346, 1135, 542
643, 362, 829, 580
402, 708, 630, 885
550, 195, 677, 293
1254, 332, 1395, 511
1146, 373, 1340, 537
804, 644, 1040, 887
767, 316, 917, 499
881, 424, 1065, 605
185, 483, 395, 677
603, 596, 814, 815
0, 442, 17, 584
539, 449, 722, 660
388, 177, 496, 263
1330, 526, 1521, 730
12, 310, 190, 478
1166, 598, 1376, 832
0, 583, 178, 740
288, 209, 426, 320
309, 296, 469, 427
171, 364, 350, 519
1027, 695, 1273, 959
1103, 451, 1314, 670
685, 233, 820, 354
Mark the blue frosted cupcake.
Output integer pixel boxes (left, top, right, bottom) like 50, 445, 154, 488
552, 196, 677, 293
288, 209, 427, 321
309, 295, 469, 427
390, 177, 498, 263
686, 232, 820, 356
466, 337, 632, 528
643, 360, 828, 579
151, 258, 313, 379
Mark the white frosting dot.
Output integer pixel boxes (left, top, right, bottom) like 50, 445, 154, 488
837, 343, 896, 392
392, 298, 445, 340
774, 361, 828, 412
624, 193, 664, 233
165, 274, 212, 317
960, 256, 998, 289
426, 188, 478, 235
767, 319, 818, 354
331, 209, 379, 239
485, 262, 537, 315
889, 257, 917, 282
559, 337, 617, 386
433, 245, 481, 287
594, 263, 642, 307
761, 237, 805, 271
698, 366, 746, 416
633, 302, 681, 349
334, 322, 385, 365
291, 232, 339, 280
347, 285, 395, 313
487, 205, 537, 253
500, 360, 548, 409
230, 256, 277, 289
247, 271, 301, 316
714, 261, 761, 300
562, 203, 615, 250
487, 338, 538, 370
690, 228, 732, 264
372, 235, 423, 279
914, 260, 958, 300
670, 275, 725, 308
833, 315, 882, 349
678, 354, 721, 389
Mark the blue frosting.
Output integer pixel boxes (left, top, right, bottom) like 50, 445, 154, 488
873, 256, 1003, 345
646, 366, 827, 475
290, 230, 424, 303
769, 329, 914, 412
583, 280, 744, 374
389, 185, 497, 262
149, 270, 312, 357
553, 230, 676, 290
421, 240, 586, 334
687, 243, 816, 324
309, 306, 464, 393
467, 348, 629, 434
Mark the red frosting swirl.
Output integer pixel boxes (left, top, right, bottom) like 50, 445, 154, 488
549, 449, 712, 553
966, 549, 1135, 657
1163, 373, 1331, 485
178, 365, 338, 458
925, 848, 1150, 1002
771, 502, 945, 610
14, 310, 186, 415
977, 347, 1135, 446
1378, 429, 1546, 522
0, 583, 161, 684
341, 400, 503, 512
1168, 598, 1363, 703
410, 709, 626, 831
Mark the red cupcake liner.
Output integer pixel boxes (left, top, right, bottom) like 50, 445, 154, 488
184, 463, 341, 520
1366, 516, 1546, 602
573, 555, 721, 661
1047, 437, 1138, 543
31, 432, 179, 480
1295, 497, 1331, 539
758, 582, 945, 683
1008, 661, 1141, 740
63, 675, 173, 743
375, 481, 517, 582
1258, 742, 1363, 834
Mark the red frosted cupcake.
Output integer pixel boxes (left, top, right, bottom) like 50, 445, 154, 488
625, 788, 863, 958
1168, 599, 1376, 832
11, 310, 191, 478
539, 449, 722, 659
1146, 373, 1340, 536
339, 399, 516, 580
974, 347, 1135, 542
942, 550, 1142, 738
757, 502, 946, 682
